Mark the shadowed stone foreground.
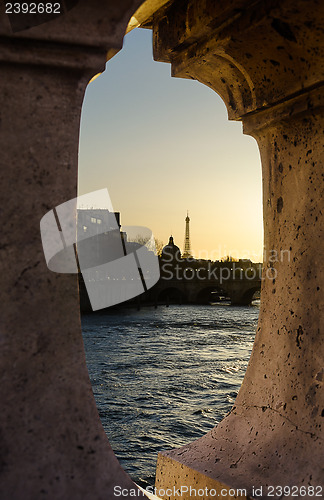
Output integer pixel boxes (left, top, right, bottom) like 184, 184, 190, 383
0, 0, 323, 498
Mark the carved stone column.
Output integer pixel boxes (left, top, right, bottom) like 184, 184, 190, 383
0, 2, 146, 499
153, 0, 324, 496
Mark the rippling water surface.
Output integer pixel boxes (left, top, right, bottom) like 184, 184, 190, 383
81, 303, 259, 487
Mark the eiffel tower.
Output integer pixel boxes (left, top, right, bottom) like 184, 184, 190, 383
182, 211, 192, 258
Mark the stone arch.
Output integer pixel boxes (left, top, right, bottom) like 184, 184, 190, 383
0, 2, 160, 499
237, 285, 261, 307
152, 0, 324, 495
0, 1, 323, 499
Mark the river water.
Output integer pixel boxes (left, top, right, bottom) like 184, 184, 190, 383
81, 303, 259, 487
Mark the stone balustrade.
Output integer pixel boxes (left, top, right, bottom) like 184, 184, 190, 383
0, 1, 323, 498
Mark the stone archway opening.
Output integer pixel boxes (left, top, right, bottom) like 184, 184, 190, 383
237, 286, 261, 307
1, 1, 322, 499
78, 27, 263, 266
78, 17, 263, 492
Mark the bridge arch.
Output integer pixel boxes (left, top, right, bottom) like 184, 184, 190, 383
240, 286, 261, 306
230, 284, 261, 306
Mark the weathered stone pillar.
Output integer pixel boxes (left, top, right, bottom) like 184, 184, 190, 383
153, 0, 324, 497
0, 2, 146, 499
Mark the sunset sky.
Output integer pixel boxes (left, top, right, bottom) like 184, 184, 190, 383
78, 28, 263, 262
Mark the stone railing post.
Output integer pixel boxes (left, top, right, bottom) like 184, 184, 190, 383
152, 0, 324, 496
0, 2, 146, 499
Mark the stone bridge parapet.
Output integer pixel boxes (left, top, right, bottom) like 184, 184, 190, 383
0, 0, 323, 499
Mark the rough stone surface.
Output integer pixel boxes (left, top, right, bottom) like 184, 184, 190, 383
153, 0, 324, 120
0, 0, 144, 50
1, 0, 323, 498
156, 93, 324, 497
153, 0, 324, 498
0, 4, 146, 499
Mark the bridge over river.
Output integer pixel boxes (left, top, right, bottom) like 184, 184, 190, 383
145, 273, 262, 306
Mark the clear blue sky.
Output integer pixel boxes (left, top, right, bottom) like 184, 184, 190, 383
78, 28, 263, 261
